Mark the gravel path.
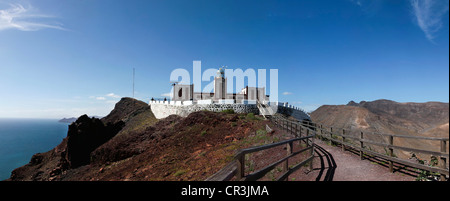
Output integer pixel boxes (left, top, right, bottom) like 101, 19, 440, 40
291, 140, 416, 181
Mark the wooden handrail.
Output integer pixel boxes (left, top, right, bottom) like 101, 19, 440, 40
313, 123, 449, 180
315, 131, 449, 176
268, 114, 449, 180
310, 122, 449, 141
207, 114, 448, 181
317, 128, 449, 158
277, 155, 314, 181
207, 115, 316, 181
243, 146, 313, 181
234, 135, 314, 158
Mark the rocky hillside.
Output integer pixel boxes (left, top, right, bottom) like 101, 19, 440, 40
311, 99, 449, 160
347, 99, 448, 130
7, 98, 272, 181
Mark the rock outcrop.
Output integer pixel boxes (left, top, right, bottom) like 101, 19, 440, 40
65, 115, 124, 168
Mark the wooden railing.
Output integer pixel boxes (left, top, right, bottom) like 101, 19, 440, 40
206, 115, 316, 181
286, 118, 449, 181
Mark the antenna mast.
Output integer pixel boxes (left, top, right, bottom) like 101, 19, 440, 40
133, 68, 135, 98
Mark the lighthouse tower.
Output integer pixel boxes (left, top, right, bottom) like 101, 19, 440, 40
214, 67, 227, 100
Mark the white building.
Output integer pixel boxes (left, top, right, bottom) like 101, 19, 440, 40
171, 67, 269, 104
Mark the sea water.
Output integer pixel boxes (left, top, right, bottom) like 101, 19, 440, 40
0, 118, 69, 180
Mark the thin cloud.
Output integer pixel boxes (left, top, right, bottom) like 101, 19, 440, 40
0, 3, 66, 31
282, 92, 293, 95
96, 97, 106, 100
349, 0, 362, 7
106, 93, 121, 98
410, 0, 449, 42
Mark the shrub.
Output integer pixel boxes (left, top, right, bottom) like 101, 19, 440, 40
221, 109, 235, 114
247, 113, 257, 120
173, 170, 186, 177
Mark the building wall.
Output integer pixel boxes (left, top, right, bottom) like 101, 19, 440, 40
214, 77, 227, 100
171, 81, 267, 103
193, 92, 214, 100
172, 84, 193, 101
226, 94, 245, 103
257, 87, 266, 102
150, 102, 260, 119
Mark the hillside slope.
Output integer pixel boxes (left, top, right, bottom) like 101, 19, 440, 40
353, 99, 448, 131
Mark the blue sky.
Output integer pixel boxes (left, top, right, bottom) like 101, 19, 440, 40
0, 0, 448, 118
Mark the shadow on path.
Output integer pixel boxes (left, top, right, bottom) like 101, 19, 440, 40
313, 144, 337, 181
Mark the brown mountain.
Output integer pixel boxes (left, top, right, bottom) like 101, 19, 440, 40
311, 99, 449, 160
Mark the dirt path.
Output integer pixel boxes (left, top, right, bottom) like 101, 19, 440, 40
290, 140, 416, 181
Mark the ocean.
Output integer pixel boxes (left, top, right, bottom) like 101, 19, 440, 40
0, 118, 69, 180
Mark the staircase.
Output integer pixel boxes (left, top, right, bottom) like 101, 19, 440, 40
257, 101, 274, 119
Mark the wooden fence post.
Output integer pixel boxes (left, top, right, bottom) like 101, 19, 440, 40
388, 136, 394, 173
342, 129, 346, 152
287, 120, 289, 133
306, 129, 310, 146
440, 140, 447, 181
285, 120, 288, 132
286, 120, 288, 131
290, 121, 293, 134
283, 142, 293, 181
329, 127, 333, 146
309, 132, 315, 171
360, 131, 364, 160
237, 154, 245, 180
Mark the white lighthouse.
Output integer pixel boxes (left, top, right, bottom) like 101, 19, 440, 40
214, 67, 227, 100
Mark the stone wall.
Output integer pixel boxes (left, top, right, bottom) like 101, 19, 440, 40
276, 105, 311, 121
149, 100, 310, 121
150, 101, 259, 119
